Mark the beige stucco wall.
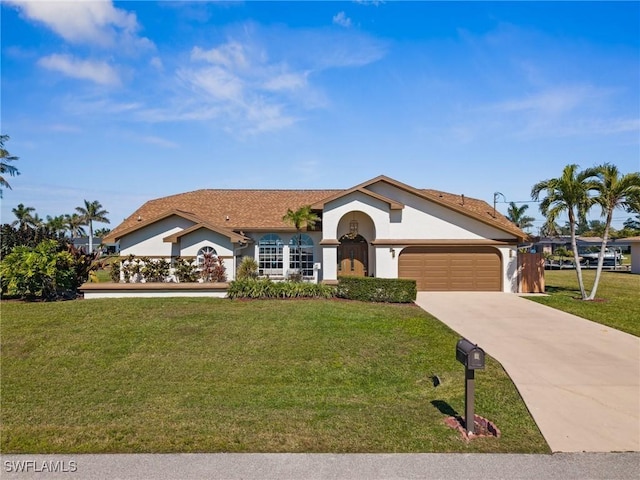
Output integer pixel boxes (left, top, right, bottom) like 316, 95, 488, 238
320, 187, 519, 292
119, 216, 196, 257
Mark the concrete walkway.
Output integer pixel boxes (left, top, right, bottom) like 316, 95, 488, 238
415, 292, 640, 453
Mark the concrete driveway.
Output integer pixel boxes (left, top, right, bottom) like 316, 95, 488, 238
415, 292, 640, 453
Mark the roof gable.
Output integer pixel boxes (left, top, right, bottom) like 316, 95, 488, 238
163, 222, 249, 244
103, 209, 202, 243
310, 187, 404, 210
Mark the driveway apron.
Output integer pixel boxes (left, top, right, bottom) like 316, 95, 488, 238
415, 292, 640, 453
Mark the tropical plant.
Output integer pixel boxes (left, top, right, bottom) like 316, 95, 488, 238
171, 257, 197, 282
586, 164, 640, 300
282, 205, 320, 276
0, 135, 20, 197
506, 202, 535, 230
531, 164, 599, 300
200, 252, 226, 282
623, 214, 640, 231
236, 256, 259, 280
10, 203, 36, 230
0, 239, 75, 300
65, 213, 86, 238
94, 228, 112, 238
46, 215, 68, 236
75, 200, 110, 252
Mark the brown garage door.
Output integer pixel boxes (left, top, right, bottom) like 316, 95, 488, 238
398, 246, 502, 291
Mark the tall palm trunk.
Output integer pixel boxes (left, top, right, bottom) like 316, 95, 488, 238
569, 210, 588, 299
586, 210, 613, 300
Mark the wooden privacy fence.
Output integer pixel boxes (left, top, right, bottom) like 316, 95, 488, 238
518, 252, 545, 293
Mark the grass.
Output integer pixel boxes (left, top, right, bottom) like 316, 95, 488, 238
0, 298, 548, 454
527, 270, 640, 336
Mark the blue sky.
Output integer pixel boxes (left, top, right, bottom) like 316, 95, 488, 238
2, 0, 639, 233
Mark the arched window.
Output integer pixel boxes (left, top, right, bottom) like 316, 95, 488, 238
258, 234, 283, 276
197, 246, 217, 267
289, 234, 314, 277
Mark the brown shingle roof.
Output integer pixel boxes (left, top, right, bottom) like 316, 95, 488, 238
104, 177, 527, 243
104, 189, 342, 243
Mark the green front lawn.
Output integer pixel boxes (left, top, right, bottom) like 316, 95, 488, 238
528, 270, 640, 336
1, 298, 548, 453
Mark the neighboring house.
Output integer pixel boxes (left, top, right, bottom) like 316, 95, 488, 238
530, 236, 631, 256
621, 237, 640, 274
102, 175, 527, 292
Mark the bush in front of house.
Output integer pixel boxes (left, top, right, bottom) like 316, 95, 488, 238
0, 239, 98, 300
236, 256, 259, 280
336, 276, 417, 303
227, 278, 336, 299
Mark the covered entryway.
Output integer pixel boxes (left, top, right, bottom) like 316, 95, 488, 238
338, 234, 368, 277
398, 246, 501, 291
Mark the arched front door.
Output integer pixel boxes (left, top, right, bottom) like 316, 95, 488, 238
338, 234, 368, 277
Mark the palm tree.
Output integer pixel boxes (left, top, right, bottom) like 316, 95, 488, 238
46, 215, 68, 236
587, 164, 640, 300
10, 203, 36, 230
282, 205, 320, 276
531, 164, 599, 300
94, 228, 112, 238
75, 200, 110, 253
65, 213, 87, 239
506, 202, 535, 231
0, 135, 20, 198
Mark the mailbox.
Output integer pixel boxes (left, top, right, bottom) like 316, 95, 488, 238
456, 338, 485, 370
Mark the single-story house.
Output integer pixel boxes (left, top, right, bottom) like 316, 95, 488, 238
101, 175, 528, 292
621, 236, 640, 274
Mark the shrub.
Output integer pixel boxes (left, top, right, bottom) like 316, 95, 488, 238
200, 253, 226, 282
0, 239, 96, 300
236, 256, 258, 280
173, 257, 198, 282
141, 258, 170, 282
336, 276, 417, 303
227, 278, 336, 299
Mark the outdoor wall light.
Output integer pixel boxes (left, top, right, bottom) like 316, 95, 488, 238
390, 248, 395, 258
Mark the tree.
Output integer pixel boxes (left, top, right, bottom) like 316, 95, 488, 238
531, 164, 599, 300
586, 164, 640, 300
584, 220, 607, 238
506, 202, 535, 230
65, 213, 86, 239
622, 214, 640, 231
282, 205, 320, 277
10, 203, 37, 230
94, 228, 111, 238
75, 200, 110, 252
0, 135, 20, 197
46, 215, 68, 236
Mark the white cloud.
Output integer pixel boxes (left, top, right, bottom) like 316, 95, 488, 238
6, 0, 152, 50
491, 86, 604, 116
333, 11, 352, 28
38, 54, 120, 86
150, 57, 164, 71
191, 42, 249, 70
138, 136, 179, 149
263, 72, 309, 91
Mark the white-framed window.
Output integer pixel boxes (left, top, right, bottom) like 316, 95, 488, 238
196, 246, 217, 267
289, 234, 314, 277
258, 234, 283, 276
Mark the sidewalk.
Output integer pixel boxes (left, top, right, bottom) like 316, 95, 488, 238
415, 292, 640, 453
1, 453, 639, 480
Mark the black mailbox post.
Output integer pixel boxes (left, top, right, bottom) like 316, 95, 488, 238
456, 338, 485, 434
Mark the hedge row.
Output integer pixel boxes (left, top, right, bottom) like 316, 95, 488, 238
227, 279, 336, 299
336, 276, 417, 303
